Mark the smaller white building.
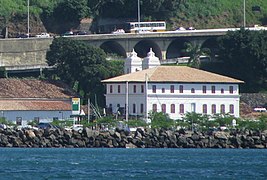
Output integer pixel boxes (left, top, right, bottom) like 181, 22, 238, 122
0, 79, 78, 126
102, 66, 244, 120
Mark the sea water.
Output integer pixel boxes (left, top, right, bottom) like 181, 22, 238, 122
0, 148, 266, 179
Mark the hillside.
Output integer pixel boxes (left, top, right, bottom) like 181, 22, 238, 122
170, 0, 267, 29
1, 0, 267, 37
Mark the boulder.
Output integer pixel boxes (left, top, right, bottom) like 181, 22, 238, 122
126, 142, 137, 148
25, 130, 36, 139
214, 131, 230, 140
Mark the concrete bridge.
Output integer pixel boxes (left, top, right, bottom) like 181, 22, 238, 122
0, 27, 263, 73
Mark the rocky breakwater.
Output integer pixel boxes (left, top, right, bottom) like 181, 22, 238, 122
0, 128, 267, 148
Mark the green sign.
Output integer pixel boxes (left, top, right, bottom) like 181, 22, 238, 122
72, 98, 80, 115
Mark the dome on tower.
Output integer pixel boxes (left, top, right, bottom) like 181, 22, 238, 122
142, 48, 161, 70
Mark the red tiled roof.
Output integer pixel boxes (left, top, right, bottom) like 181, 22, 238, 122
102, 66, 244, 84
0, 78, 78, 98
0, 99, 71, 111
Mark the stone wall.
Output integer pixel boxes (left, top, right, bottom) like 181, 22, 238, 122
0, 127, 266, 148
0, 38, 52, 66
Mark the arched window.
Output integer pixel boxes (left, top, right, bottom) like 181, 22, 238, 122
221, 88, 224, 94
162, 104, 166, 113
191, 88, 195, 93
230, 104, 234, 114
133, 85, 137, 93
202, 85, 206, 94
179, 85, 183, 93
220, 104, 225, 114
229, 86, 234, 94
110, 85, 113, 93
133, 104, 136, 113
152, 85, 156, 93
170, 85, 174, 93
179, 104, 184, 114
118, 85, 121, 93
140, 104, 144, 113
203, 104, 207, 114
212, 104, 216, 114
171, 104, 175, 113
162, 88, 165, 93
153, 104, 157, 112
212, 86, 215, 94
141, 85, 144, 93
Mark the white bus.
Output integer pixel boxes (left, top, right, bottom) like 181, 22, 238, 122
97, 21, 166, 34
126, 21, 166, 33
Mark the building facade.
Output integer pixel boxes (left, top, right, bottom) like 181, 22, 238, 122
0, 79, 78, 125
102, 66, 243, 120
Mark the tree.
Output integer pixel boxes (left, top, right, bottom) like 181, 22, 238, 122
0, 0, 19, 37
218, 28, 267, 92
88, 0, 184, 20
149, 112, 175, 129
46, 37, 109, 107
183, 42, 210, 68
54, 0, 90, 22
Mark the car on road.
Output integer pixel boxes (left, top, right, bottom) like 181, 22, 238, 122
253, 107, 267, 112
112, 29, 125, 34
16, 33, 29, 38
36, 33, 50, 38
74, 31, 88, 35
62, 31, 74, 36
175, 27, 186, 31
186, 27, 196, 30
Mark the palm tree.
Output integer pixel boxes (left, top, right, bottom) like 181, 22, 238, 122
184, 42, 210, 68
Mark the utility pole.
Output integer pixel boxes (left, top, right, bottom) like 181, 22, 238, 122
243, 0, 246, 27
88, 98, 90, 123
137, 0, 140, 32
126, 81, 129, 122
27, 0, 30, 37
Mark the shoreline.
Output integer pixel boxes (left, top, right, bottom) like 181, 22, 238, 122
0, 128, 266, 148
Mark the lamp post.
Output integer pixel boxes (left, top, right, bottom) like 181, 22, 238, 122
137, 0, 140, 32
27, 0, 30, 37
243, 0, 246, 27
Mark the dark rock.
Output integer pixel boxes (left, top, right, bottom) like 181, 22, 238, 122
0, 128, 266, 148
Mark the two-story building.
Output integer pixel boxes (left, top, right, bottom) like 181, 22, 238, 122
102, 66, 244, 120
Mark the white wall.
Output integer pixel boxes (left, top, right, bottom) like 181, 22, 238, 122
2, 110, 72, 126
105, 82, 241, 119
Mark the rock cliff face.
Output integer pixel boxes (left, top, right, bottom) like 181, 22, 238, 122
241, 93, 267, 108
0, 128, 266, 149
1, 15, 47, 38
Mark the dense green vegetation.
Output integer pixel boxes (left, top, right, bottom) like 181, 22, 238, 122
1, 0, 267, 35
46, 37, 124, 107
72, 112, 267, 131
215, 28, 267, 92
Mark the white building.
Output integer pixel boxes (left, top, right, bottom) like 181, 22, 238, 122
0, 79, 78, 126
102, 66, 244, 120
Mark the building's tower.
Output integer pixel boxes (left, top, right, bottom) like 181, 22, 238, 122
142, 48, 161, 70
124, 49, 142, 74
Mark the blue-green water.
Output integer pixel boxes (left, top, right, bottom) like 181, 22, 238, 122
0, 148, 266, 179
